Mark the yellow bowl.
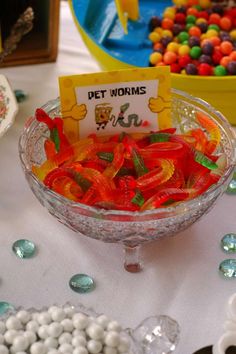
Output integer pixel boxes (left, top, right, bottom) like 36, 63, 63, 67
69, 1, 236, 125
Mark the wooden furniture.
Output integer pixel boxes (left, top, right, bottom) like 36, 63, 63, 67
0, 0, 60, 67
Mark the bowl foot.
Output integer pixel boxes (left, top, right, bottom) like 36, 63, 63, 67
123, 244, 142, 273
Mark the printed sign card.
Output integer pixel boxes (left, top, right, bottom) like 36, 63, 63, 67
59, 67, 171, 143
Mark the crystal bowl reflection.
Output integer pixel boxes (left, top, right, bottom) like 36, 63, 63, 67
18, 89, 236, 272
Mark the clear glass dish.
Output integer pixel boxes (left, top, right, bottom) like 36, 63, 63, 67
0, 303, 180, 354
18, 89, 236, 272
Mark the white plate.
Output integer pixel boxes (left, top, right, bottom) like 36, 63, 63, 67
0, 74, 18, 137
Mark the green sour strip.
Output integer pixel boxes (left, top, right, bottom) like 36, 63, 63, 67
97, 152, 114, 162
131, 190, 145, 207
73, 171, 91, 192
50, 128, 60, 152
149, 133, 170, 143
194, 150, 218, 170
132, 148, 149, 177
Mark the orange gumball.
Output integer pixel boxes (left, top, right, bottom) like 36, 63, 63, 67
156, 61, 166, 66
163, 51, 177, 64
187, 7, 198, 16
220, 41, 233, 55
189, 26, 201, 37
187, 0, 199, 6
153, 42, 163, 50
220, 56, 231, 67
210, 36, 221, 46
219, 17, 232, 31
162, 18, 174, 30
230, 51, 236, 61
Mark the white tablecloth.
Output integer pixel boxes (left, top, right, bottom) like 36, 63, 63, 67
1, 2, 236, 353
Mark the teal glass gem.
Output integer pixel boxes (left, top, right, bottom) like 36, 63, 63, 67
69, 274, 95, 293
0, 302, 14, 316
12, 239, 36, 259
221, 234, 236, 253
226, 173, 236, 194
14, 89, 28, 103
219, 259, 236, 278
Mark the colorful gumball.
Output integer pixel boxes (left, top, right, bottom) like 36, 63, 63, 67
214, 65, 227, 76
147, 0, 236, 76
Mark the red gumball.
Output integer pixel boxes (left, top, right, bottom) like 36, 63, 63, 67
170, 63, 181, 73
178, 54, 191, 68
208, 13, 221, 25
198, 63, 213, 76
197, 11, 209, 20
212, 50, 223, 65
175, 13, 186, 24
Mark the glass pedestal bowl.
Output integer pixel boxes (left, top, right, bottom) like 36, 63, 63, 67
19, 89, 236, 272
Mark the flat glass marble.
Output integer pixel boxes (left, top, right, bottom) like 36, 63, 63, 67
221, 234, 236, 253
226, 172, 236, 194
0, 302, 14, 315
69, 274, 95, 293
14, 89, 28, 103
219, 259, 236, 278
12, 239, 36, 259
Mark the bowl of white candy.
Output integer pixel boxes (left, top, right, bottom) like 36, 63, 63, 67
0, 304, 180, 354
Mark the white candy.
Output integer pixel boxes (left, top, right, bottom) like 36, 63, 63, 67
58, 343, 73, 353
48, 323, 63, 338
23, 331, 37, 345
0, 344, 9, 354
107, 322, 122, 333
25, 322, 39, 333
37, 325, 49, 339
44, 337, 58, 349
37, 313, 51, 326
72, 314, 89, 330
103, 346, 117, 354
0, 322, 6, 335
30, 342, 47, 354
71, 336, 86, 348
6, 317, 22, 331
86, 340, 102, 354
12, 335, 29, 352
50, 309, 65, 323
16, 311, 31, 325
72, 330, 86, 338
86, 324, 104, 340
47, 307, 58, 315
63, 307, 76, 319
47, 350, 60, 354
73, 347, 88, 354
58, 333, 72, 345
4, 330, 18, 345
61, 319, 74, 333
31, 314, 39, 322
117, 337, 130, 352
104, 332, 120, 348
96, 315, 109, 329
0, 307, 128, 354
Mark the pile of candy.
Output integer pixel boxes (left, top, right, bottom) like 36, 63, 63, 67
32, 109, 226, 212
148, 0, 236, 75
0, 305, 131, 354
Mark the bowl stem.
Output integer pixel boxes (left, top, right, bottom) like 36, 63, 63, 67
124, 244, 142, 273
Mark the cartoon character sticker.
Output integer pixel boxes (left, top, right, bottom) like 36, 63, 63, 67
95, 103, 113, 130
